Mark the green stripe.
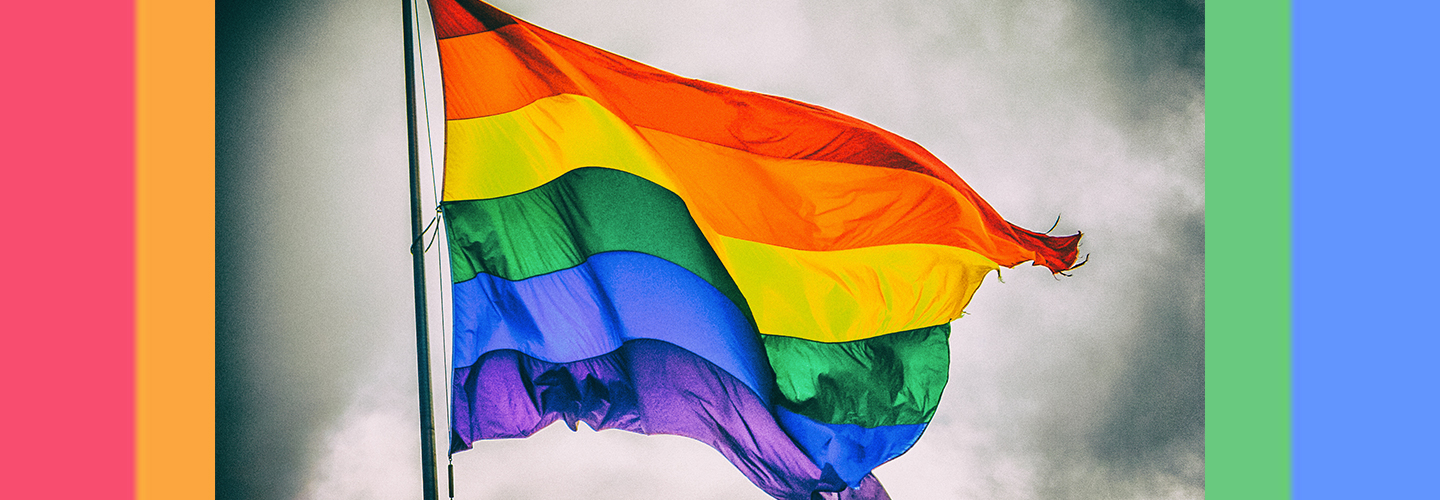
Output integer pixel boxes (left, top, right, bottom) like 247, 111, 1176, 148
763, 323, 950, 428
1209, 1, 1291, 498
442, 167, 753, 323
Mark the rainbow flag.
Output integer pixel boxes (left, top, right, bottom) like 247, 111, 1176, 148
429, 1, 1082, 498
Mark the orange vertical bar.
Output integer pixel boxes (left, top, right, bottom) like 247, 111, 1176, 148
136, 0, 215, 499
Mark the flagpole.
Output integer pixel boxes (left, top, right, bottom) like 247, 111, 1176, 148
402, 0, 441, 498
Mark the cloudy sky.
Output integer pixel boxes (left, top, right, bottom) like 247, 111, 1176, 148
217, 0, 1203, 499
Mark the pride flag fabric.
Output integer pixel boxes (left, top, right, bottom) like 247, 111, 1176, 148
429, 1, 1082, 498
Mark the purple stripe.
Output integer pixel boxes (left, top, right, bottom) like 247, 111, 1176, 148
452, 339, 890, 500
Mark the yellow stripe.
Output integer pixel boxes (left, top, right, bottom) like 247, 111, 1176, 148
443, 94, 680, 202
719, 237, 996, 342
444, 93, 1000, 341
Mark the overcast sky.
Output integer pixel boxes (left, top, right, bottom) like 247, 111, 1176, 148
217, 0, 1204, 499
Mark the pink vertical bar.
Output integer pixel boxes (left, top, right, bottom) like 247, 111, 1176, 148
0, 1, 135, 498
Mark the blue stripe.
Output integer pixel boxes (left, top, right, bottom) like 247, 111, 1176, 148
452, 250, 774, 403
774, 406, 928, 487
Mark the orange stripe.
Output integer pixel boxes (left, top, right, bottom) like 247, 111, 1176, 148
445, 93, 1038, 263
137, 0, 214, 499
437, 18, 599, 119
637, 128, 1023, 257
436, 22, 1080, 271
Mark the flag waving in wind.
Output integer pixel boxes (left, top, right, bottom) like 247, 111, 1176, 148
428, 1, 1082, 498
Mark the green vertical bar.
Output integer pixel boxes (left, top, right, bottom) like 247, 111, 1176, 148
1207, 1, 1291, 499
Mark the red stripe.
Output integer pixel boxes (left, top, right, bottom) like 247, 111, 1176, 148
0, 1, 135, 497
428, 0, 516, 39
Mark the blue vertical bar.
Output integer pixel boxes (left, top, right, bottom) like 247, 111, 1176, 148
1293, 1, 1439, 498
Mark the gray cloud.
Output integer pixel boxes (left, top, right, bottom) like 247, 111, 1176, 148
218, 0, 1203, 498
